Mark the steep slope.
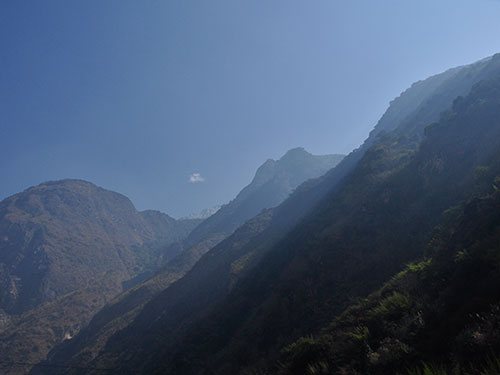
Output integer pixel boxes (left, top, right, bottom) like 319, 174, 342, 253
139, 209, 201, 249
276, 76, 500, 375
140, 75, 500, 375
177, 147, 344, 247
38, 54, 500, 374
316, 54, 500, 204
151, 148, 344, 295
279, 187, 500, 375
0, 179, 199, 374
37, 149, 343, 370
182, 205, 221, 220
156, 147, 345, 290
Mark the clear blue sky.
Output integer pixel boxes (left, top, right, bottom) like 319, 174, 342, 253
2, 1, 500, 217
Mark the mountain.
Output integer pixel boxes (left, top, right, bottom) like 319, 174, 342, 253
35, 149, 343, 372
0, 179, 200, 374
139, 209, 201, 248
36, 53, 500, 375
158, 147, 344, 277
189, 57, 500, 375
279, 184, 500, 375
181, 147, 344, 246
158, 58, 500, 375
181, 206, 222, 220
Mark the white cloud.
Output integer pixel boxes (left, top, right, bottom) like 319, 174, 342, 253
189, 173, 205, 183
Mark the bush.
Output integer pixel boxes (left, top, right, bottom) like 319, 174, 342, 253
368, 292, 411, 319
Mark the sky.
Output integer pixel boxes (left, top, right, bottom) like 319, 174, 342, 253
1, 1, 500, 218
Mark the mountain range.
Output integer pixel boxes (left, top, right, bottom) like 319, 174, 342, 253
0, 150, 343, 374
30, 53, 500, 375
181, 206, 222, 220
2, 53, 500, 375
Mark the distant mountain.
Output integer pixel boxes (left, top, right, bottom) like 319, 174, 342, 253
140, 147, 344, 287
181, 205, 222, 220
36, 149, 343, 371
0, 179, 200, 374
183, 147, 344, 246
139, 209, 202, 247
40, 54, 500, 375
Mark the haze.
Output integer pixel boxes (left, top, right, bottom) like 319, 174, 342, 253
2, 0, 500, 217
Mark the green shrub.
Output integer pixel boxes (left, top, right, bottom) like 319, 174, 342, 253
306, 361, 329, 375
368, 292, 411, 319
348, 325, 370, 342
408, 362, 447, 375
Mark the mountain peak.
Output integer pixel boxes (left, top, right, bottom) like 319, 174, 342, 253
233, 147, 344, 208
18, 179, 106, 200
181, 205, 222, 220
280, 147, 310, 159
33, 178, 98, 190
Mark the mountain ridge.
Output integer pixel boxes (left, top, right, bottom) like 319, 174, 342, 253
39, 53, 500, 375
33, 148, 343, 373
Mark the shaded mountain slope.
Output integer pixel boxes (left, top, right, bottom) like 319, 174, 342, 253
139, 209, 201, 250
0, 179, 199, 374
317, 54, 500, 206
37, 149, 343, 371
39, 231, 227, 368
279, 186, 500, 375
152, 148, 345, 299
147, 76, 500, 375
42, 210, 275, 374
54, 59, 500, 374
178, 147, 344, 247
38, 55, 500, 374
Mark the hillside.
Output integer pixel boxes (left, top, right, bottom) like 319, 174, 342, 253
154, 148, 345, 294
143, 74, 500, 375
280, 186, 500, 375
0, 179, 200, 374
156, 148, 344, 288
36, 149, 343, 370
178, 147, 344, 247
36, 54, 500, 375
278, 75, 500, 375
